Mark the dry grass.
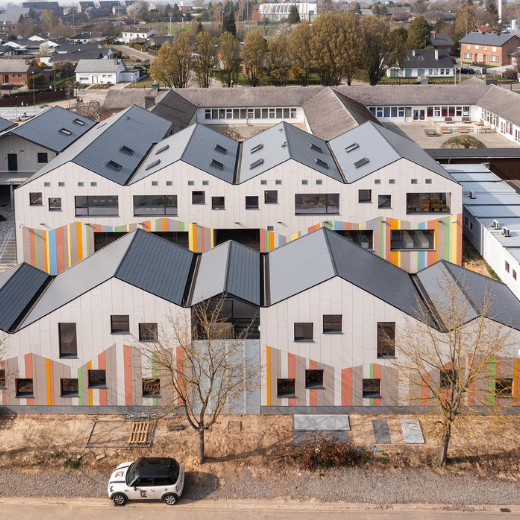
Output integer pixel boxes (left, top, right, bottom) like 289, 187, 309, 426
462, 237, 500, 280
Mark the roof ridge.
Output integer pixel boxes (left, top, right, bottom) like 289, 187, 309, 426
114, 228, 140, 280
223, 241, 232, 295
320, 227, 339, 277
302, 86, 328, 106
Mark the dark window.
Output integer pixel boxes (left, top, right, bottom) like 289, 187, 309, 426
440, 368, 457, 389
245, 196, 259, 209
295, 194, 339, 215
391, 230, 434, 250
212, 196, 225, 210
496, 378, 513, 397
514, 270, 517, 280
377, 322, 395, 357
362, 378, 381, 398
406, 193, 450, 213
277, 378, 295, 397
37, 152, 48, 163
305, 369, 324, 389
49, 197, 61, 211
201, 297, 260, 339
139, 323, 158, 342
59, 323, 77, 357
135, 478, 154, 487
378, 194, 391, 208
264, 190, 278, 204
323, 315, 342, 333
30, 192, 42, 205
111, 315, 129, 334
88, 370, 106, 388
155, 477, 174, 486
16, 379, 33, 397
61, 378, 79, 396
142, 378, 160, 397
133, 195, 177, 216
294, 323, 313, 341
358, 189, 371, 203
192, 191, 205, 204
336, 230, 373, 250
94, 231, 127, 252
75, 196, 119, 216
0, 369, 5, 389
505, 261, 510, 273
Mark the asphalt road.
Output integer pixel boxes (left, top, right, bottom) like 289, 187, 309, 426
119, 45, 155, 61
0, 499, 518, 520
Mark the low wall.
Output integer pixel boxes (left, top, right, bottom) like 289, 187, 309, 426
0, 89, 70, 107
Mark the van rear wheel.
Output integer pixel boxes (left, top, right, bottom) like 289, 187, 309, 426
163, 493, 178, 506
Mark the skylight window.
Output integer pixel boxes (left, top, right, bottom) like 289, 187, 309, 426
214, 144, 227, 154
250, 158, 264, 169
73, 118, 85, 126
59, 128, 72, 136
210, 159, 224, 170
251, 144, 263, 154
309, 142, 322, 153
156, 144, 169, 154
345, 143, 359, 153
107, 160, 122, 170
145, 159, 160, 170
314, 158, 329, 169
354, 157, 370, 168
120, 145, 134, 155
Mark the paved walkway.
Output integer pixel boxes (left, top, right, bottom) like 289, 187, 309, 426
119, 45, 155, 61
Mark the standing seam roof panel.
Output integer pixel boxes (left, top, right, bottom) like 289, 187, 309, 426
225, 242, 261, 306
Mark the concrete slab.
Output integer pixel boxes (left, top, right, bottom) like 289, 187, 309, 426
372, 420, 392, 444
293, 430, 350, 446
293, 414, 350, 431
401, 418, 425, 444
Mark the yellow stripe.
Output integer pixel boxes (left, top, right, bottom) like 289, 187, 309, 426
44, 230, 50, 274
188, 224, 195, 252
210, 228, 214, 249
266, 346, 271, 406
88, 361, 93, 406
46, 358, 51, 405
67, 224, 72, 267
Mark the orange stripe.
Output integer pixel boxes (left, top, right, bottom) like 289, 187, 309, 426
76, 222, 83, 262
88, 361, 93, 406
341, 368, 353, 406
98, 352, 107, 406
288, 353, 296, 407
372, 363, 382, 406
123, 346, 133, 406
56, 227, 64, 274
309, 360, 317, 407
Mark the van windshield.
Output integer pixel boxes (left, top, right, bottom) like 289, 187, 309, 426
126, 462, 137, 486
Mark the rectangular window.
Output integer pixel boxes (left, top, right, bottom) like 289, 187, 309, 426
505, 261, 510, 273
61, 378, 79, 397
358, 189, 371, 203
305, 369, 324, 389
212, 196, 225, 210
30, 192, 42, 205
406, 193, 450, 213
133, 195, 177, 216
338, 230, 373, 250
294, 323, 313, 341
264, 190, 278, 204
489, 55, 498, 62
0, 369, 5, 389
295, 194, 339, 215
323, 315, 342, 333
37, 152, 48, 163
16, 378, 33, 397
277, 378, 295, 397
513, 270, 517, 280
88, 370, 106, 388
48, 197, 61, 211
139, 323, 158, 342
59, 323, 77, 358
496, 378, 513, 397
391, 230, 434, 250
142, 378, 161, 397
111, 315, 129, 334
75, 196, 118, 216
192, 191, 205, 204
377, 322, 395, 358
245, 196, 259, 209
378, 195, 391, 208
440, 368, 457, 389
362, 378, 381, 398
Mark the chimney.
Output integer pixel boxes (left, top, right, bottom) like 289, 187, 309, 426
151, 80, 159, 93
431, 30, 436, 39
412, 49, 415, 56
144, 96, 155, 109
435, 49, 439, 59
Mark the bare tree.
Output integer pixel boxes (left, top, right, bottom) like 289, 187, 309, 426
392, 272, 517, 467
141, 297, 259, 464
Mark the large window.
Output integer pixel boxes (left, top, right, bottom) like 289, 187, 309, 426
212, 196, 225, 210
277, 378, 295, 397
245, 196, 259, 209
139, 323, 158, 342
264, 190, 278, 204
406, 193, 450, 213
192, 191, 205, 204
59, 323, 77, 358
391, 230, 434, 250
362, 378, 381, 398
358, 189, 371, 203
204, 107, 297, 120
133, 195, 177, 216
295, 194, 339, 215
16, 378, 34, 397
75, 196, 119, 216
49, 197, 61, 211
305, 370, 324, 389
88, 370, 106, 388
30, 192, 42, 205
336, 230, 373, 250
61, 378, 79, 397
323, 315, 342, 333
111, 315, 129, 334
377, 322, 395, 358
294, 323, 313, 341
378, 195, 391, 208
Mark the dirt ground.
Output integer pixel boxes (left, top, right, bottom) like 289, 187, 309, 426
462, 237, 500, 280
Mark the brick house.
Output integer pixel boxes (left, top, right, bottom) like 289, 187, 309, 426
0, 59, 53, 85
459, 31, 520, 66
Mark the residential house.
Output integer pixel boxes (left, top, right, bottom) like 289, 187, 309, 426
98, 0, 121, 7
46, 47, 113, 65
75, 58, 128, 84
22, 1, 61, 16
120, 28, 156, 43
459, 31, 520, 66
71, 32, 105, 44
0, 59, 52, 85
77, 1, 96, 12
0, 7, 34, 34
387, 49, 456, 79
430, 31, 453, 52
148, 35, 174, 50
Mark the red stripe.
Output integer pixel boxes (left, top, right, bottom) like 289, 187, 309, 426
372, 364, 382, 406
341, 368, 352, 406
29, 228, 36, 266
56, 227, 64, 274
259, 229, 266, 252
98, 351, 107, 406
123, 346, 132, 406
288, 353, 296, 407
309, 360, 317, 407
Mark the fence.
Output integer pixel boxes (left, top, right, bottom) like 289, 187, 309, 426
0, 89, 71, 107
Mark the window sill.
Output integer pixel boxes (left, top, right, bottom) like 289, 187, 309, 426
134, 214, 178, 217
377, 355, 396, 359
49, 208, 62, 211
358, 201, 372, 204
30, 204, 43, 207
76, 214, 120, 218
88, 385, 108, 389
306, 385, 325, 390
406, 212, 449, 215
323, 331, 343, 335
294, 339, 315, 343
143, 394, 161, 398
277, 394, 296, 399
139, 339, 156, 343
192, 203, 206, 205
59, 356, 79, 359
378, 207, 392, 210
212, 208, 226, 211
15, 395, 34, 399
61, 394, 80, 398
264, 202, 278, 205
363, 394, 382, 399
295, 213, 340, 216
111, 331, 130, 335
391, 249, 434, 252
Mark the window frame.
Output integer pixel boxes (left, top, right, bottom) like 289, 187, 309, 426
277, 378, 296, 398
358, 189, 372, 203
390, 230, 435, 251
323, 314, 342, 334
37, 152, 48, 163
294, 193, 340, 215
88, 369, 107, 389
58, 323, 78, 358
211, 196, 225, 210
139, 323, 158, 342
60, 378, 79, 397
16, 378, 34, 397
294, 322, 313, 342
378, 194, 391, 209
192, 191, 205, 205
142, 377, 161, 397
30, 192, 42, 206
264, 190, 278, 204
75, 195, 119, 217
245, 196, 259, 210
133, 195, 178, 216
48, 197, 62, 211
440, 368, 457, 389
305, 369, 324, 389
377, 322, 395, 358
496, 377, 513, 397
362, 378, 381, 398
111, 315, 130, 334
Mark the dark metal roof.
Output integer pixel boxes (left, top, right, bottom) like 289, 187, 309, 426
0, 116, 16, 134
0, 263, 50, 332
11, 106, 95, 152
403, 49, 455, 69
460, 31, 518, 46
150, 89, 197, 132
426, 148, 520, 160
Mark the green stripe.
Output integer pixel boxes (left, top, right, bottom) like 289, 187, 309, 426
444, 216, 450, 260
77, 368, 83, 406
179, 221, 185, 232
488, 357, 496, 406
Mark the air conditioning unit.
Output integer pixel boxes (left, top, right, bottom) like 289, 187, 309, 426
503, 227, 511, 237
469, 191, 476, 199
492, 220, 501, 230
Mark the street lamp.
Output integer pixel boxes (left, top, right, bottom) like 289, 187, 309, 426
169, 17, 172, 36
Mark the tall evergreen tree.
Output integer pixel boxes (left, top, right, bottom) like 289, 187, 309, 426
287, 5, 300, 24
222, 10, 237, 36
405, 15, 431, 49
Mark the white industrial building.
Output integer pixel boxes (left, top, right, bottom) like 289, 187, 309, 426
258, 2, 317, 22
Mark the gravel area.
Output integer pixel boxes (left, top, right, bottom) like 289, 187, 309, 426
1, 467, 520, 506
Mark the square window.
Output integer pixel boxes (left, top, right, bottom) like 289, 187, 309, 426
440, 368, 457, 389
362, 378, 381, 398
139, 323, 158, 342
267, 225, 274, 232
277, 378, 295, 397
377, 322, 395, 357
264, 190, 278, 204
202, 180, 209, 186
111, 315, 129, 334
192, 191, 205, 204
37, 152, 48, 163
88, 370, 106, 388
59, 323, 77, 357
305, 369, 324, 389
358, 189, 371, 203
61, 378, 79, 397
294, 322, 313, 341
142, 378, 161, 397
323, 314, 342, 333
245, 196, 259, 210
188, 180, 195, 186
212, 196, 225, 210
261, 180, 267, 185
30, 192, 42, 205
496, 378, 513, 397
49, 197, 61, 211
16, 378, 33, 397
378, 195, 391, 209
505, 261, 510, 273
316, 180, 323, 185
0, 369, 5, 388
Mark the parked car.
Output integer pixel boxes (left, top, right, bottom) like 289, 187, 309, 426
108, 457, 185, 506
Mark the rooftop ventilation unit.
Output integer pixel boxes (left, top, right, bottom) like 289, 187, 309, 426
251, 144, 263, 154
309, 143, 322, 153
156, 144, 169, 154
59, 128, 72, 136
145, 159, 161, 170
214, 144, 227, 154
120, 145, 134, 155
250, 158, 264, 169
469, 191, 476, 199
107, 160, 122, 170
354, 157, 370, 169
210, 159, 224, 170
345, 143, 359, 153
314, 158, 329, 169
503, 226, 511, 237
492, 219, 501, 230
73, 118, 85, 126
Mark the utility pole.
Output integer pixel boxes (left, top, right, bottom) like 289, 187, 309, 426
72, 2, 75, 32
169, 16, 172, 35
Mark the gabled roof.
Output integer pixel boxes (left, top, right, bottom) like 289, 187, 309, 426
0, 115, 16, 133
0, 59, 35, 73
477, 85, 520, 127
75, 58, 122, 73
431, 32, 453, 47
459, 31, 518, 46
103, 87, 168, 110
10, 106, 95, 152
403, 49, 455, 69
329, 121, 455, 183
150, 89, 197, 131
